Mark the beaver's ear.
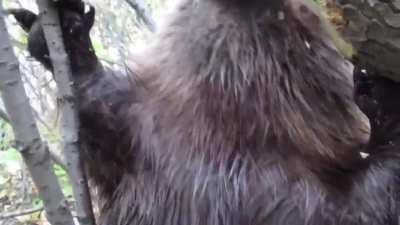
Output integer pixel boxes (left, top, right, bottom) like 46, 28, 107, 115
7, 9, 38, 33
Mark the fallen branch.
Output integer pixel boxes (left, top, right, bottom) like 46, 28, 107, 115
0, 207, 44, 220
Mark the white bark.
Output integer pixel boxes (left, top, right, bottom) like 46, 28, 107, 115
35, 1, 96, 225
0, 2, 75, 225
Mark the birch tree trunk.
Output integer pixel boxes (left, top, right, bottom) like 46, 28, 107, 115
35, 1, 96, 225
0, 2, 75, 225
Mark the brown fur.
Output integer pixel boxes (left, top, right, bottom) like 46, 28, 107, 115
13, 0, 400, 224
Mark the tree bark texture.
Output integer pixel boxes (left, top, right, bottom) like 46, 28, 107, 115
333, 0, 400, 81
0, 2, 75, 225
35, 1, 96, 225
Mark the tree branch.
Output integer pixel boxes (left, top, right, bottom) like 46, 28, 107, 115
125, 0, 156, 32
0, 207, 44, 220
35, 1, 96, 225
0, 102, 67, 169
0, 108, 10, 123
49, 145, 67, 170
0, 2, 75, 225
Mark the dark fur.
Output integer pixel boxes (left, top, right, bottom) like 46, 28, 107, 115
354, 68, 400, 155
8, 0, 96, 72
11, 0, 400, 224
